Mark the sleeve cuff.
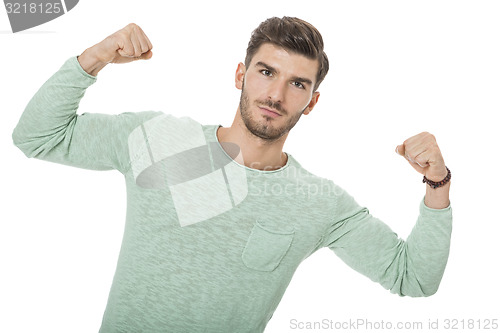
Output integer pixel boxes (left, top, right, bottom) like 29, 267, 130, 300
420, 196, 452, 213
68, 55, 98, 81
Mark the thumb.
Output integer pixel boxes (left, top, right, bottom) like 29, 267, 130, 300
117, 48, 135, 58
395, 144, 405, 156
138, 50, 153, 60
116, 49, 152, 61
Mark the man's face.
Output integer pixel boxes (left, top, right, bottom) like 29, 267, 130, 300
237, 43, 320, 142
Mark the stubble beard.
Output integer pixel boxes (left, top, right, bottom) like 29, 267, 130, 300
238, 83, 305, 142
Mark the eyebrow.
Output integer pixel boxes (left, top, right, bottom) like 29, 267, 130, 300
255, 61, 313, 87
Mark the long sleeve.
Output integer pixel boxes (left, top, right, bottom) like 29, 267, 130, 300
321, 186, 453, 297
12, 56, 162, 174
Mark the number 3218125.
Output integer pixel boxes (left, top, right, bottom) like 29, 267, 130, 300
5, 2, 62, 14
444, 319, 498, 330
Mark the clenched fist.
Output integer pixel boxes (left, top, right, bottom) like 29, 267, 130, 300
395, 132, 448, 182
77, 23, 153, 76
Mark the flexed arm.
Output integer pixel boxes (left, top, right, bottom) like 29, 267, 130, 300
12, 23, 159, 174
322, 134, 452, 297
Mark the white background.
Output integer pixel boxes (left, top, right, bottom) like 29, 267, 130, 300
1, 1, 499, 332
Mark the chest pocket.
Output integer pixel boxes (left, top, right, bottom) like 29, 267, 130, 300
242, 220, 295, 272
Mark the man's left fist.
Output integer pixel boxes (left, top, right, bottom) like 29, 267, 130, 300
395, 132, 447, 182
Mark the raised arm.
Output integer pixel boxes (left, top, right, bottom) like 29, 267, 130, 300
322, 133, 452, 297
12, 23, 159, 174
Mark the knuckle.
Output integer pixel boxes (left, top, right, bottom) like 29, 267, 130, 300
423, 131, 435, 141
116, 31, 128, 41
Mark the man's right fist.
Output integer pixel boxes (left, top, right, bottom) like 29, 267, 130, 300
78, 23, 153, 76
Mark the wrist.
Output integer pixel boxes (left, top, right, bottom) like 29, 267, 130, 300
425, 165, 448, 182
423, 166, 451, 189
77, 47, 107, 76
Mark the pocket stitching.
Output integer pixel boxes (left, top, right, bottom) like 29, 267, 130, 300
241, 221, 295, 272
255, 220, 295, 235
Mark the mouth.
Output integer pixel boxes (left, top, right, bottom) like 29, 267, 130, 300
259, 107, 282, 118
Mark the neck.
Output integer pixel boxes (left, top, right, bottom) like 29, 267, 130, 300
216, 114, 288, 171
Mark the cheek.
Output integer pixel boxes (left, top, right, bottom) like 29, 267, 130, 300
245, 74, 271, 99
289, 91, 312, 111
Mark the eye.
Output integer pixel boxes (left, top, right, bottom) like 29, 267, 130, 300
260, 69, 273, 77
292, 81, 305, 89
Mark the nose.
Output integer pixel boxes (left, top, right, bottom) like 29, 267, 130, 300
267, 79, 286, 103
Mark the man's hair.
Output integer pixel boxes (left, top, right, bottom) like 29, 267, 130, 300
245, 16, 329, 92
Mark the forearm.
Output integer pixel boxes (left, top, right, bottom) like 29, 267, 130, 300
12, 56, 97, 158
403, 197, 453, 296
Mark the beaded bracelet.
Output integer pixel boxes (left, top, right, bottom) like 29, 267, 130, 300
423, 166, 451, 189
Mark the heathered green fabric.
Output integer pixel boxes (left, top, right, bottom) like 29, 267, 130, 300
12, 56, 453, 333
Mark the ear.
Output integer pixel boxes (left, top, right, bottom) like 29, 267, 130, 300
303, 91, 320, 115
235, 62, 246, 90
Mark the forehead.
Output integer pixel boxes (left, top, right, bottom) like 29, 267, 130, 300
249, 43, 318, 81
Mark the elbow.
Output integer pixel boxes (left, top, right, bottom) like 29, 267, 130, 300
393, 287, 439, 298
391, 277, 443, 298
386, 264, 444, 297
12, 124, 48, 158
420, 283, 441, 297
413, 287, 439, 298
12, 125, 31, 157
13, 117, 72, 160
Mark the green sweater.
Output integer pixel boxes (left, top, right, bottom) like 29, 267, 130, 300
12, 56, 453, 333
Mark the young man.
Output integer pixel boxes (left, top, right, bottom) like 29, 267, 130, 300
12, 17, 452, 333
